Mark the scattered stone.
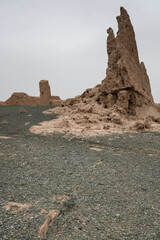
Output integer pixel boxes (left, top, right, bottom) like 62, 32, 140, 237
133, 120, 145, 130
0, 136, 11, 139
40, 209, 47, 215
0, 120, 8, 125
19, 107, 27, 114
103, 124, 110, 130
90, 147, 103, 152
37, 210, 60, 238
133, 119, 151, 130
61, 197, 75, 212
80, 104, 93, 113
110, 113, 122, 125
3, 202, 30, 213
93, 160, 103, 168
24, 122, 30, 126
144, 118, 152, 128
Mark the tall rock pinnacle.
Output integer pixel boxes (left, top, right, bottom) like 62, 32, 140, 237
116, 7, 139, 65
62, 7, 156, 120
39, 80, 51, 105
100, 7, 154, 115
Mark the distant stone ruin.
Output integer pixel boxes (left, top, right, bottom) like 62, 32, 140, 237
39, 80, 51, 105
2, 80, 61, 106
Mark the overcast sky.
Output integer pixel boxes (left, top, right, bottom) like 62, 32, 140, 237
0, 0, 160, 102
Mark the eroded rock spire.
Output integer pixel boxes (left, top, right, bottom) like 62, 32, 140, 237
100, 6, 154, 115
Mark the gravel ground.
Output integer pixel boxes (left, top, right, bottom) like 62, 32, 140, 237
0, 106, 160, 240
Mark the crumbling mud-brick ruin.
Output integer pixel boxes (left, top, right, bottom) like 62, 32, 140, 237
99, 7, 154, 115
30, 7, 160, 136
64, 7, 155, 116
39, 80, 51, 106
2, 80, 61, 106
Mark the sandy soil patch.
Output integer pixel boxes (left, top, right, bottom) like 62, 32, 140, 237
3, 202, 30, 213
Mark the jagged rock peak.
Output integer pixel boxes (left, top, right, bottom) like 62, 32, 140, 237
100, 7, 154, 115
62, 7, 155, 118
116, 6, 139, 64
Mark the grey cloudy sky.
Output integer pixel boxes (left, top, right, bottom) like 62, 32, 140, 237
0, 0, 160, 102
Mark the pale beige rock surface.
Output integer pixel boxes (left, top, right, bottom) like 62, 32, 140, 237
37, 210, 60, 238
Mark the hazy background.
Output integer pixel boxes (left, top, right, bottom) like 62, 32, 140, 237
0, 0, 160, 102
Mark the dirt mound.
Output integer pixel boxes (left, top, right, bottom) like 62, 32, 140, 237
30, 7, 160, 136
5, 92, 40, 106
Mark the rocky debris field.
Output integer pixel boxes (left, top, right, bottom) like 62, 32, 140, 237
0, 106, 160, 239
